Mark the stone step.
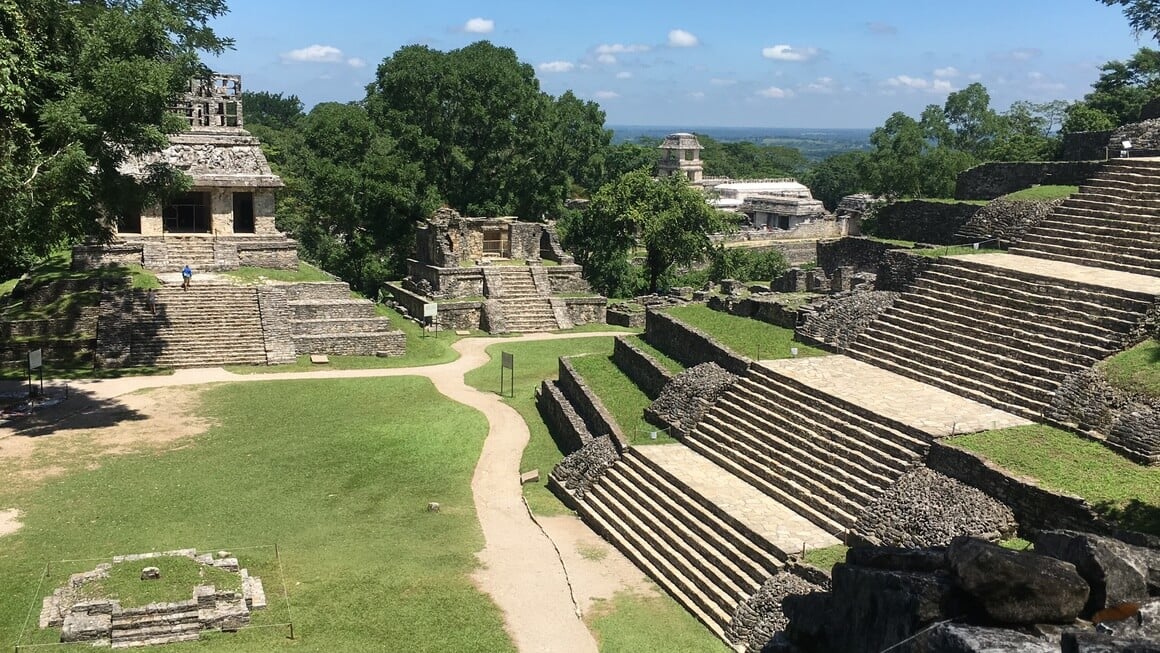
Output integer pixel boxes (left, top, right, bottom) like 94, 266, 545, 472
726, 380, 909, 481
1016, 235, 1160, 272
701, 408, 879, 511
679, 425, 852, 535
1009, 244, 1160, 278
291, 318, 395, 336
1046, 209, 1160, 237
624, 449, 788, 567
1064, 194, 1160, 214
1032, 223, 1160, 249
595, 468, 756, 604
843, 340, 1047, 420
936, 257, 1157, 308
579, 485, 734, 638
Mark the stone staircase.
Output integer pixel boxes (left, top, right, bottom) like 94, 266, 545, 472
843, 256, 1155, 420
574, 446, 787, 640
488, 266, 560, 332
109, 603, 201, 648
1010, 159, 1160, 277
286, 282, 403, 356
678, 363, 930, 536
150, 236, 224, 272
125, 284, 267, 367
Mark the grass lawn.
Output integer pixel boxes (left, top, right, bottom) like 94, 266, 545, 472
221, 263, 335, 284
587, 591, 730, 653
951, 424, 1160, 535
801, 544, 848, 571
1001, 185, 1078, 201
463, 336, 617, 516
663, 304, 826, 362
567, 354, 674, 445
0, 377, 515, 651
621, 335, 685, 375
1099, 338, 1160, 398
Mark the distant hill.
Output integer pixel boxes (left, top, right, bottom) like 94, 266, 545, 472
610, 125, 873, 162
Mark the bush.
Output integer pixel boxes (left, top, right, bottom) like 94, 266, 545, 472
707, 246, 788, 283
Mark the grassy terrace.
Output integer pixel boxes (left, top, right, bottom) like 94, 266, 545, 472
1100, 338, 1160, 398
220, 262, 335, 284
567, 353, 674, 445
951, 424, 1160, 536
1001, 185, 1078, 201
663, 304, 825, 361
621, 335, 685, 375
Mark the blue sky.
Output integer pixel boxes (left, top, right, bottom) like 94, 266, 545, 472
207, 0, 1146, 129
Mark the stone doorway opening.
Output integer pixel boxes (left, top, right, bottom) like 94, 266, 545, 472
163, 192, 212, 233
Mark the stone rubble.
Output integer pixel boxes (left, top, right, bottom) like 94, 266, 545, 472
644, 362, 738, 433
549, 437, 619, 500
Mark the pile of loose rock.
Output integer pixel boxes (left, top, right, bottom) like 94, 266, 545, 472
852, 466, 1018, 548
644, 362, 737, 433
775, 534, 1160, 653
548, 437, 619, 500
796, 290, 898, 350
728, 566, 830, 652
955, 198, 1063, 244
1047, 368, 1160, 465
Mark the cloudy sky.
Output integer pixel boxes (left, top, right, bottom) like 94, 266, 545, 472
207, 0, 1146, 129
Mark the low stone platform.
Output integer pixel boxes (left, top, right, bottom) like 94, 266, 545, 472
759, 355, 1031, 437
949, 253, 1160, 296
634, 443, 841, 555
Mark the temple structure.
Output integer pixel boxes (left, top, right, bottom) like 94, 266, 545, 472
72, 75, 299, 272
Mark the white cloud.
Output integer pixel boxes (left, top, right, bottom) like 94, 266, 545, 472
758, 86, 793, 99
597, 53, 617, 65
884, 75, 955, 93
690, 91, 706, 99
596, 43, 650, 55
463, 17, 495, 34
539, 61, 575, 73
594, 90, 620, 100
933, 66, 959, 78
616, 71, 633, 79
802, 76, 837, 94
347, 57, 366, 68
1028, 71, 1066, 92
282, 44, 345, 63
993, 48, 1041, 62
968, 72, 983, 81
710, 78, 737, 86
762, 44, 820, 62
668, 29, 700, 48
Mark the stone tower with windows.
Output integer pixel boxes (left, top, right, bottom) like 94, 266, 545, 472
73, 74, 298, 271
657, 132, 704, 184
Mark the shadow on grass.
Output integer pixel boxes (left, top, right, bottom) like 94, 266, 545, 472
0, 386, 148, 436
1093, 498, 1160, 537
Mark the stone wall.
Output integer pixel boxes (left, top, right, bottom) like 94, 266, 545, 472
708, 238, 819, 266
954, 162, 1104, 200
926, 441, 1107, 535
796, 291, 899, 351
510, 221, 542, 260
606, 307, 645, 328
956, 198, 1063, 244
291, 332, 405, 357
536, 379, 593, 454
611, 335, 674, 400
1046, 368, 1160, 465
643, 310, 751, 374
545, 265, 593, 293
92, 289, 134, 368
0, 309, 99, 339
1061, 130, 1115, 160
563, 297, 606, 326
707, 294, 800, 329
71, 243, 145, 270
817, 237, 901, 276
236, 242, 298, 269
255, 286, 295, 365
875, 250, 936, 292
557, 356, 630, 449
645, 362, 738, 435
1111, 118, 1160, 155
403, 261, 486, 299
873, 200, 981, 244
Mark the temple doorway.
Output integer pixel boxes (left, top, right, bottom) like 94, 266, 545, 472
162, 192, 212, 233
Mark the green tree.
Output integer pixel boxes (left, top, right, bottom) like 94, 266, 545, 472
241, 90, 304, 129
868, 112, 927, 197
1062, 103, 1118, 133
942, 83, 1001, 157
563, 170, 729, 294
1101, 0, 1160, 41
804, 151, 872, 210
0, 0, 232, 276
365, 41, 607, 219
698, 134, 808, 178
1078, 48, 1160, 125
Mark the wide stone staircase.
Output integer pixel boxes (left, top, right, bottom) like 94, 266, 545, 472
843, 256, 1155, 420
487, 266, 561, 332
576, 446, 788, 640
125, 284, 267, 368
678, 363, 930, 536
287, 282, 402, 356
109, 603, 202, 648
1010, 159, 1160, 277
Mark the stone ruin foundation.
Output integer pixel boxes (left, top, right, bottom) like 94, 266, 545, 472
38, 549, 267, 648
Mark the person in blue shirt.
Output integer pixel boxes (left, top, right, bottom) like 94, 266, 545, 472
181, 265, 192, 290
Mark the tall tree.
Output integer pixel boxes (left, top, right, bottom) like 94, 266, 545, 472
0, 0, 232, 276
365, 41, 607, 219
564, 170, 729, 294
1101, 0, 1160, 41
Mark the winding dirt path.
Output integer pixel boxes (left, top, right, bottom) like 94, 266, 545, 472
1, 332, 631, 653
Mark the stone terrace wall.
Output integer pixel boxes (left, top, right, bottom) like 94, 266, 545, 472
707, 295, 799, 329
1061, 130, 1115, 160
557, 356, 629, 449
563, 297, 606, 326
954, 161, 1103, 200
796, 291, 899, 351
255, 285, 295, 365
876, 250, 936, 292
873, 200, 981, 244
817, 237, 901, 276
926, 441, 1107, 535
236, 242, 299, 269
536, 380, 593, 454
611, 335, 674, 400
1047, 368, 1160, 465
643, 310, 751, 375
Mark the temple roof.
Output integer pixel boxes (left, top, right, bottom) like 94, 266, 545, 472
659, 133, 703, 150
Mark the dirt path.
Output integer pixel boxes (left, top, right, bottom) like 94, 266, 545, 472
0, 332, 649, 653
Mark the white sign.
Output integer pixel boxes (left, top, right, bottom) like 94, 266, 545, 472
422, 303, 438, 318
28, 349, 42, 370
